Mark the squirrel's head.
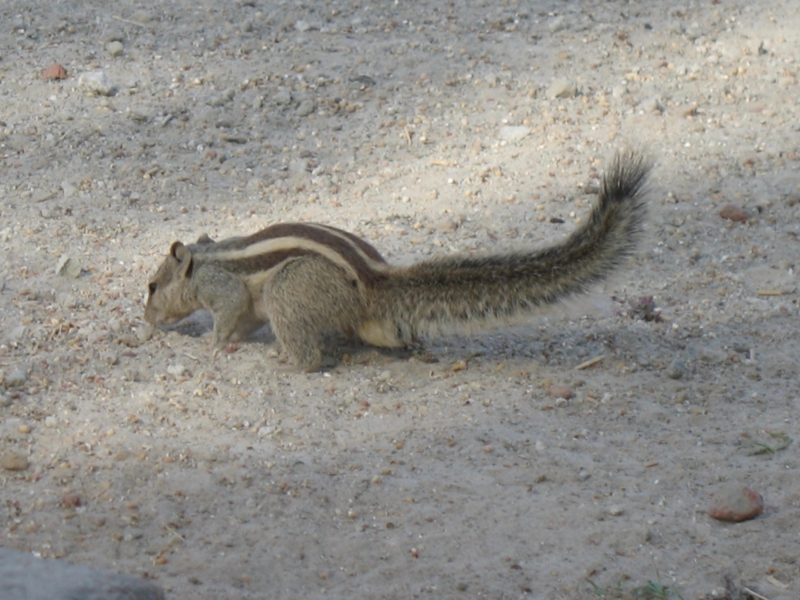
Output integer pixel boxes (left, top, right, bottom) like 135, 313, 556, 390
144, 242, 196, 325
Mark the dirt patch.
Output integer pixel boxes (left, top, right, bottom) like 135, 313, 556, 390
1, 1, 798, 598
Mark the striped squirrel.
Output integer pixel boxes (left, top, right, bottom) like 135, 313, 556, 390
145, 150, 652, 371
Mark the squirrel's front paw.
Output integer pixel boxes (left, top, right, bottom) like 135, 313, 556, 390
214, 342, 240, 357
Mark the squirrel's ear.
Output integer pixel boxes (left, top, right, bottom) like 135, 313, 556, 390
170, 242, 193, 277
196, 233, 215, 244
170, 241, 186, 259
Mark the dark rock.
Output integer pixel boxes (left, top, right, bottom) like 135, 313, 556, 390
719, 204, 748, 223
709, 484, 764, 522
0, 547, 165, 600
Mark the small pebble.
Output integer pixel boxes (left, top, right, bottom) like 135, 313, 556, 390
106, 40, 124, 57
719, 204, 748, 223
296, 98, 316, 117
78, 71, 115, 96
4, 368, 27, 388
61, 493, 82, 508
665, 359, 687, 380
709, 484, 764, 522
547, 78, 577, 99
548, 16, 567, 33
1, 452, 29, 471
436, 217, 460, 234
638, 96, 663, 113
274, 90, 292, 105
7, 326, 27, 344
105, 30, 124, 43
288, 158, 309, 176
745, 39, 764, 56
548, 384, 573, 399
136, 325, 155, 344
61, 180, 77, 198
133, 9, 151, 24
497, 125, 530, 142
167, 364, 188, 377
56, 255, 83, 278
40, 63, 68, 80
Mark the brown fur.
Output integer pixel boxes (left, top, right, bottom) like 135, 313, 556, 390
145, 151, 652, 371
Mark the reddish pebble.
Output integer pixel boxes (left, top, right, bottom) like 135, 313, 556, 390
41, 63, 68, 80
709, 484, 763, 522
548, 384, 573, 399
61, 493, 82, 508
719, 204, 748, 223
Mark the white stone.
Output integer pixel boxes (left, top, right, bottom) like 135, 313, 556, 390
547, 78, 577, 99
497, 125, 530, 142
78, 71, 115, 96
56, 255, 82, 278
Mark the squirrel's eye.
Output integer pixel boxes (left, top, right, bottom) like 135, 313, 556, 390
148, 282, 157, 296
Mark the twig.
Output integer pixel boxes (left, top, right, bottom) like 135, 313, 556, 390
575, 355, 606, 370
163, 523, 185, 541
742, 587, 771, 600
429, 158, 455, 167
111, 15, 147, 28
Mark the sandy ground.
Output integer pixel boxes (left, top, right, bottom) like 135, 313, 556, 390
1, 0, 799, 598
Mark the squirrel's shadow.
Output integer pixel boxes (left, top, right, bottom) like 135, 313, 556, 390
159, 310, 430, 367
160, 310, 272, 343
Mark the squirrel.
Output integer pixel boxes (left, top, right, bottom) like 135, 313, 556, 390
145, 150, 652, 371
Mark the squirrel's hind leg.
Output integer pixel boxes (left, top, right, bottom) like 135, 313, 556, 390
262, 255, 363, 371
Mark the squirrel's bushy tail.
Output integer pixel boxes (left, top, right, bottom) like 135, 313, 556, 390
368, 150, 652, 339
